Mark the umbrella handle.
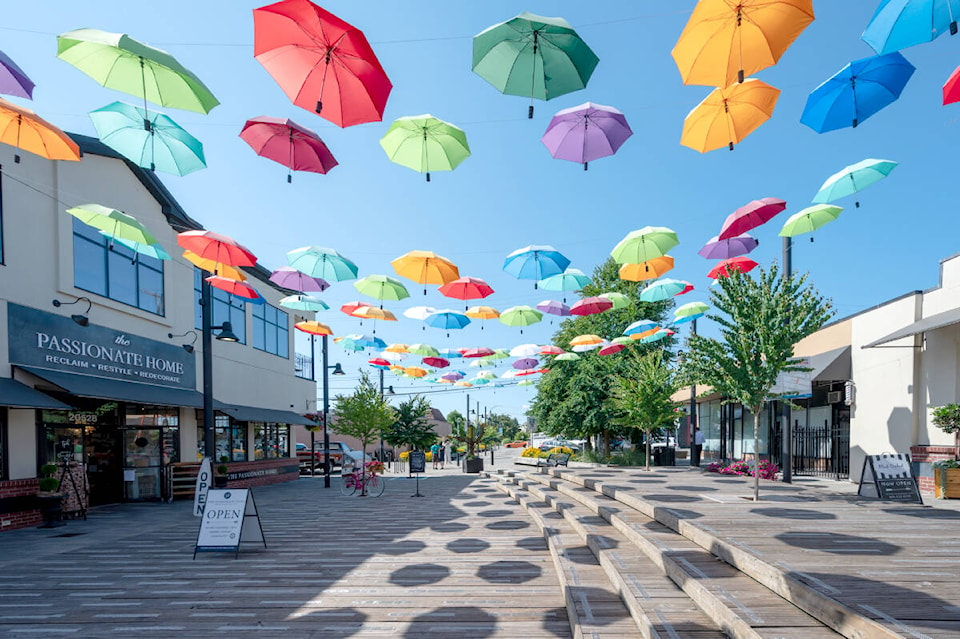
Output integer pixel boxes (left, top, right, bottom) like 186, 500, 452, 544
426, 172, 430, 182
952, 21, 958, 35
528, 105, 534, 119
583, 162, 588, 171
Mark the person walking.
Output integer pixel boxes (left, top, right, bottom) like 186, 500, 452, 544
430, 441, 440, 470
438, 441, 446, 469
692, 427, 704, 467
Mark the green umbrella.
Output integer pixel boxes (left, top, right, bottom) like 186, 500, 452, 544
379, 114, 470, 182
778, 205, 843, 238
610, 336, 633, 346
611, 226, 679, 264
67, 203, 157, 246
675, 301, 709, 318
473, 12, 599, 118
599, 292, 630, 310
489, 348, 510, 360
408, 343, 440, 357
555, 352, 580, 361
353, 274, 410, 304
499, 305, 543, 334
57, 29, 219, 115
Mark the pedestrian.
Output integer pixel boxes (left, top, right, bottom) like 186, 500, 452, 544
443, 440, 452, 469
438, 441, 446, 469
692, 427, 704, 467
430, 441, 440, 469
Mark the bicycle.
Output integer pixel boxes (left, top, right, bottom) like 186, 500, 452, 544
339, 460, 386, 497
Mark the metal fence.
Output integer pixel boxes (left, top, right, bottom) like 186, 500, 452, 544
792, 424, 850, 480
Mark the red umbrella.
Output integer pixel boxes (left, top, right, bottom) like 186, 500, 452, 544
253, 0, 392, 128
206, 275, 263, 301
239, 116, 337, 182
177, 230, 257, 267
422, 356, 450, 368
944, 64, 960, 105
540, 345, 564, 355
708, 256, 759, 279
599, 343, 625, 356
438, 276, 494, 302
368, 357, 391, 367
718, 197, 786, 240
340, 301, 371, 316
570, 296, 614, 316
462, 347, 494, 358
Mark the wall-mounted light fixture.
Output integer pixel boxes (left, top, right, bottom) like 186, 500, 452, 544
52, 296, 92, 327
168, 330, 199, 354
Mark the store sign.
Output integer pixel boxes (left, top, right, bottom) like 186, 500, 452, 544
193, 489, 266, 558
858, 454, 922, 504
7, 303, 195, 390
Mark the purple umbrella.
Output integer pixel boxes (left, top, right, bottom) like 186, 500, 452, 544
0, 51, 34, 99
536, 299, 571, 316
698, 233, 759, 260
441, 371, 464, 381
269, 266, 329, 292
541, 102, 633, 171
513, 357, 539, 370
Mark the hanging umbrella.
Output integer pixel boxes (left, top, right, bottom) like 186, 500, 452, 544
253, 0, 392, 127
541, 102, 632, 170
610, 337, 633, 346
0, 98, 80, 163
408, 344, 440, 357
517, 380, 536, 387
536, 300, 571, 317
353, 334, 386, 349
338, 336, 365, 352
353, 306, 397, 322
599, 343, 625, 356
404, 306, 437, 320
671, 0, 815, 87
812, 159, 898, 208
66, 204, 158, 246
368, 358, 391, 370
403, 366, 428, 379
279, 294, 328, 311
642, 329, 675, 344
862, 0, 960, 55
540, 345, 565, 355
570, 334, 603, 347
698, 233, 759, 260
624, 319, 659, 337
573, 341, 605, 352
618, 256, 675, 282
942, 63, 960, 104
441, 371, 465, 381
295, 320, 333, 336
472, 12, 599, 118
539, 268, 591, 300
57, 29, 219, 115
500, 306, 543, 332
391, 250, 460, 293
509, 344, 541, 357
106, 235, 170, 260
556, 352, 581, 361
340, 301, 372, 316
503, 245, 571, 287
801, 52, 915, 133
287, 246, 358, 282
379, 350, 407, 362
779, 204, 843, 238
674, 301, 709, 325
611, 227, 678, 264
438, 348, 463, 359
182, 250, 247, 280
708, 257, 759, 279
598, 292, 630, 310
423, 357, 449, 369
513, 358, 539, 370
0, 50, 34, 99
570, 297, 613, 316
269, 266, 329, 292
89, 101, 205, 175
476, 370, 497, 380
385, 343, 409, 353
380, 115, 470, 182
353, 275, 409, 304
640, 279, 694, 302
206, 276, 264, 303
178, 230, 257, 267
681, 79, 780, 153
462, 347, 495, 359
489, 348, 510, 360
439, 277, 494, 304
465, 306, 500, 320
239, 116, 337, 182
719, 198, 786, 240
424, 310, 471, 332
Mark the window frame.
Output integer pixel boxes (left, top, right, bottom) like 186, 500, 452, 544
252, 303, 289, 358
193, 268, 247, 344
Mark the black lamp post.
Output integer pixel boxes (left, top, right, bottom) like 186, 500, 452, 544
319, 334, 345, 488
200, 278, 239, 461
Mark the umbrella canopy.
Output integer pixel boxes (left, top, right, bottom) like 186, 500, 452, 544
340, 301, 372, 316
379, 350, 406, 362
570, 334, 603, 347
408, 344, 440, 357
269, 266, 329, 292
708, 256, 759, 279
476, 370, 497, 380
472, 12, 599, 117
862, 0, 960, 55
287, 246, 358, 282
403, 306, 436, 320
353, 306, 397, 322
0, 98, 80, 162
239, 116, 337, 182
462, 347, 494, 359
499, 306, 544, 329
509, 344, 541, 357
404, 366, 429, 379
681, 79, 780, 153
698, 233, 759, 260
441, 371, 465, 381
611, 336, 633, 346
674, 301, 709, 325
438, 348, 463, 359
513, 358, 539, 370
279, 294, 328, 311
385, 343, 409, 353
0, 50, 34, 99
391, 250, 460, 292
253, 0, 392, 127
640, 279, 694, 303
182, 250, 246, 280
556, 352, 581, 361
379, 114, 471, 182
943, 62, 960, 104
599, 343, 625, 356
719, 197, 786, 240
536, 300, 571, 316
422, 356, 449, 369
66, 204, 157, 246
294, 320, 333, 336
503, 245, 571, 286
598, 292, 631, 310
541, 102, 632, 169
89, 101, 205, 175
671, 0, 815, 87
353, 334, 386, 349
642, 329, 675, 344
540, 345, 565, 355
624, 319, 659, 336
107, 235, 170, 260
354, 275, 410, 303
539, 268, 591, 293
779, 204, 843, 238
424, 310, 471, 331
812, 159, 898, 208
801, 52, 915, 133
611, 227, 678, 264
570, 297, 613, 316
206, 276, 264, 303
57, 28, 219, 114
618, 256, 675, 282
178, 230, 257, 267
368, 358, 391, 370
439, 277, 494, 302
465, 306, 500, 320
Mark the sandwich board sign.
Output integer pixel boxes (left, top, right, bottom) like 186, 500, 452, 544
409, 450, 426, 498
858, 453, 922, 504
193, 457, 212, 517
194, 489, 267, 558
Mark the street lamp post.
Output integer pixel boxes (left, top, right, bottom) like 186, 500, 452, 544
319, 334, 345, 488
200, 278, 240, 461
781, 237, 793, 483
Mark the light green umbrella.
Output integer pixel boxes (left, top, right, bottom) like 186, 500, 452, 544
57, 29, 219, 115
778, 205, 843, 238
555, 352, 580, 361
499, 305, 544, 333
611, 336, 633, 346
67, 203, 157, 245
489, 348, 510, 360
408, 343, 440, 357
611, 226, 679, 264
280, 294, 329, 312
472, 12, 599, 118
353, 274, 410, 304
674, 301, 709, 326
599, 292, 630, 310
379, 114, 470, 182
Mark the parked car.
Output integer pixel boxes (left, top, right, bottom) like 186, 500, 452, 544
538, 438, 581, 453
297, 441, 371, 473
504, 440, 528, 448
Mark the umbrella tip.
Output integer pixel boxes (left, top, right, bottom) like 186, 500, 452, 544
852, 118, 858, 128
583, 162, 588, 171
14, 154, 20, 164
287, 174, 292, 184
426, 172, 430, 182
528, 105, 534, 119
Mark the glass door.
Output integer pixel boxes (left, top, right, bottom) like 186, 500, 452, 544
122, 429, 162, 501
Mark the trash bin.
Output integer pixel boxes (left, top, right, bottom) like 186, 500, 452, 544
653, 446, 676, 466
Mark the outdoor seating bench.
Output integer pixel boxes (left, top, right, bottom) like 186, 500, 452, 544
540, 453, 570, 467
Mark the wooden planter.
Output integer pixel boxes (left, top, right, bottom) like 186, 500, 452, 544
934, 467, 960, 498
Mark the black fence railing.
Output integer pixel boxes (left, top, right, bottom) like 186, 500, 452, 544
792, 424, 850, 480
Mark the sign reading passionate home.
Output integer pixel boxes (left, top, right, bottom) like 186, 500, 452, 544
858, 453, 922, 504
7, 303, 195, 390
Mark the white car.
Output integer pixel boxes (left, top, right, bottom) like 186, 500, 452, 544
538, 438, 581, 453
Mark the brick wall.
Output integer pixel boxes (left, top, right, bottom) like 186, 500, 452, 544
911, 446, 957, 494
0, 479, 42, 532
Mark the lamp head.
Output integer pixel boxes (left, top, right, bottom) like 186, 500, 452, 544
168, 330, 198, 353
53, 296, 92, 327
331, 363, 345, 376
215, 322, 240, 343
386, 385, 394, 394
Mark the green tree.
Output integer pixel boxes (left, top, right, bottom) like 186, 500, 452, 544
607, 351, 680, 471
681, 266, 833, 501
332, 372, 396, 486
384, 395, 436, 452
447, 410, 465, 431
487, 413, 521, 442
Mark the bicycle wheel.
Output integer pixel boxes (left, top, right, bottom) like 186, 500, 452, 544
366, 475, 385, 497
339, 472, 356, 496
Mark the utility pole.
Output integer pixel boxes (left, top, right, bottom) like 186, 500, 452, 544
781, 236, 793, 483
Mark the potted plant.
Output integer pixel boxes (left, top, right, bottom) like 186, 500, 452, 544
215, 456, 229, 488
931, 404, 960, 498
37, 463, 64, 528
464, 454, 484, 474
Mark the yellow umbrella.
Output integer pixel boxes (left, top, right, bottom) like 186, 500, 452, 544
618, 256, 675, 282
0, 97, 80, 163
671, 0, 815, 87
390, 250, 460, 294
385, 343, 410, 353
570, 334, 604, 347
465, 305, 500, 331
404, 366, 428, 378
182, 250, 247, 281
681, 79, 780, 153
352, 306, 398, 321
294, 321, 333, 336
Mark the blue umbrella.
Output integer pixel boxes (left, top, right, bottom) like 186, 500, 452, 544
800, 52, 915, 133
503, 245, 570, 288
862, 0, 960, 54
812, 159, 898, 208
352, 334, 386, 350
424, 310, 471, 330
438, 347, 463, 359
624, 319, 658, 336
538, 268, 591, 302
639, 278, 693, 303
287, 246, 359, 282
89, 101, 206, 175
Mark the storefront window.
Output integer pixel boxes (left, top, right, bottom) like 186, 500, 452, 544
125, 406, 180, 464
197, 414, 247, 462
253, 423, 290, 459
193, 268, 246, 344
0, 409, 7, 481
252, 304, 289, 358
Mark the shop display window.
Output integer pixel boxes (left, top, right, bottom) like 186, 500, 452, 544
196, 413, 247, 462
253, 423, 289, 459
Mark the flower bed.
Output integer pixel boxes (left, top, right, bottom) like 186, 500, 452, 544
704, 459, 779, 480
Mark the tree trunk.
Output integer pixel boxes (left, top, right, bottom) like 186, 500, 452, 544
603, 429, 610, 457
752, 410, 761, 502
955, 430, 959, 461
645, 433, 651, 472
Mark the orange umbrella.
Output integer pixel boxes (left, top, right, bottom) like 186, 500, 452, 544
570, 334, 603, 347
205, 275, 262, 301
404, 366, 428, 378
295, 320, 333, 336
385, 343, 410, 353
182, 250, 247, 281
0, 97, 80, 163
681, 79, 780, 153
618, 256, 674, 282
465, 305, 500, 319
390, 250, 460, 294
352, 306, 397, 321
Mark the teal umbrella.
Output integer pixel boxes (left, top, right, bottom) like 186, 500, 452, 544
812, 159, 898, 208
779, 205, 844, 238
279, 294, 329, 312
89, 101, 206, 175
472, 12, 599, 118
103, 234, 170, 260
639, 278, 694, 303
538, 268, 590, 302
287, 246, 358, 282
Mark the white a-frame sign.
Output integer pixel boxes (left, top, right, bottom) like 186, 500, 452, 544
194, 489, 267, 558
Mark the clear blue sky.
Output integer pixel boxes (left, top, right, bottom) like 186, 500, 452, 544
6, 2, 959, 421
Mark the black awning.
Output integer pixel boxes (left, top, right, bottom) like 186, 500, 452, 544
0, 378, 72, 409
216, 403, 314, 426
18, 367, 204, 408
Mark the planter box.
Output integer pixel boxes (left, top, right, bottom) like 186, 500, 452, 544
464, 458, 484, 474
934, 467, 960, 499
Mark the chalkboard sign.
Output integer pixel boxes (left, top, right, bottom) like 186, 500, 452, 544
409, 450, 426, 474
858, 454, 922, 504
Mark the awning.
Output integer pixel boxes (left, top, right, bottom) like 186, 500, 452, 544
215, 402, 314, 426
18, 366, 204, 408
807, 346, 851, 382
863, 306, 960, 349
0, 378, 72, 409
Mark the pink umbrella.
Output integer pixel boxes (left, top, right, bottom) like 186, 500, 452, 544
239, 116, 338, 183
269, 266, 329, 292
540, 345, 565, 355
570, 296, 614, 316
718, 197, 786, 240
513, 357, 539, 370
462, 347, 495, 358
536, 299, 571, 316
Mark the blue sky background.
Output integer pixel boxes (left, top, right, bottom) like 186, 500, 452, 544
5, 1, 959, 421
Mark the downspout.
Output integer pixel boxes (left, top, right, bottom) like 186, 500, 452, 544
911, 293, 924, 448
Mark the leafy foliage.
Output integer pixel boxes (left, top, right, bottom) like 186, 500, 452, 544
932, 404, 960, 435
332, 371, 396, 457
384, 395, 436, 451
446, 410, 465, 430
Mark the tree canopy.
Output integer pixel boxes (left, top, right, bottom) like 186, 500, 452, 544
332, 371, 396, 459
384, 395, 436, 451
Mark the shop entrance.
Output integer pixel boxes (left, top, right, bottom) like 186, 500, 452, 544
122, 429, 163, 500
